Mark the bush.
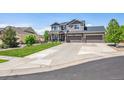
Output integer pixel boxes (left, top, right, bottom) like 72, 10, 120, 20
25, 35, 36, 46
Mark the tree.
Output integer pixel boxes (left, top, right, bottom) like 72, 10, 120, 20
1, 26, 18, 48
44, 30, 49, 42
25, 35, 36, 46
119, 25, 124, 41
105, 19, 123, 46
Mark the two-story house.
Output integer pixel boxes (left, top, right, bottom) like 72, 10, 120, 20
49, 19, 105, 43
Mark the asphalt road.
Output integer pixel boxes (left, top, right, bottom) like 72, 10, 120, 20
0, 56, 124, 80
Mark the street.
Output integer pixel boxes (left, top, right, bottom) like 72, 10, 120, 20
0, 56, 124, 80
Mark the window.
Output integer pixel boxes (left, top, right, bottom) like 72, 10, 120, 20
74, 24, 80, 29
53, 27, 57, 30
52, 26, 59, 31
61, 26, 65, 30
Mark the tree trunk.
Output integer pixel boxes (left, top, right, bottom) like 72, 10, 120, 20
115, 43, 119, 48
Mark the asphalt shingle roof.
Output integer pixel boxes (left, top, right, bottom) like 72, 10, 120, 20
0, 26, 37, 35
51, 22, 60, 26
51, 19, 105, 32
86, 26, 105, 32
60, 22, 68, 25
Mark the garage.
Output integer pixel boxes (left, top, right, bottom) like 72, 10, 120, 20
86, 35, 104, 43
67, 36, 82, 42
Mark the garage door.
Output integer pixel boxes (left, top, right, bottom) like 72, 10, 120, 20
68, 36, 82, 42
86, 35, 103, 43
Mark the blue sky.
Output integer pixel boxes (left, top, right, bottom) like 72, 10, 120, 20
0, 13, 124, 34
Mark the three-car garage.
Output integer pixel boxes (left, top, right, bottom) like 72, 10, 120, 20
66, 33, 104, 43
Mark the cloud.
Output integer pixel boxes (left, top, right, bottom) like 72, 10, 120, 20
86, 24, 93, 26
34, 26, 51, 35
0, 23, 51, 35
0, 23, 33, 28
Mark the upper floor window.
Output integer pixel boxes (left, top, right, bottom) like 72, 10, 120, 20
61, 26, 66, 30
52, 26, 59, 31
74, 24, 80, 30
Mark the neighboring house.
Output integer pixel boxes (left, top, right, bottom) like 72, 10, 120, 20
0, 26, 42, 44
49, 19, 105, 43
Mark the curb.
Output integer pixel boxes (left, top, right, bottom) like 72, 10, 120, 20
0, 52, 124, 77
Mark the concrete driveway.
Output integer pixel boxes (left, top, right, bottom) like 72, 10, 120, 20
78, 43, 117, 55
41, 43, 116, 66
12, 43, 118, 67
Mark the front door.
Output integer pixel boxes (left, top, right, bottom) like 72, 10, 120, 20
59, 34, 65, 41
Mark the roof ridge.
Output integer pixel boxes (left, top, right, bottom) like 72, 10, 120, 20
86, 25, 104, 27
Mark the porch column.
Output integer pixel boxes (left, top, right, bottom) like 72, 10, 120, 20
81, 34, 83, 42
51, 34, 53, 41
102, 34, 104, 42
84, 34, 87, 43
58, 34, 59, 41
65, 33, 67, 42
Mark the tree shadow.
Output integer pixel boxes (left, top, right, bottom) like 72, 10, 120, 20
107, 43, 124, 48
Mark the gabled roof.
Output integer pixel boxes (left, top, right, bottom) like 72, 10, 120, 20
51, 22, 60, 26
66, 19, 85, 25
60, 22, 68, 25
51, 19, 85, 26
66, 19, 77, 25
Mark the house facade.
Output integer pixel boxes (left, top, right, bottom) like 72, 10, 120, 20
49, 19, 105, 43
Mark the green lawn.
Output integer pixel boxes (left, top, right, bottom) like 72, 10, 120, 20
0, 59, 8, 63
0, 42, 61, 57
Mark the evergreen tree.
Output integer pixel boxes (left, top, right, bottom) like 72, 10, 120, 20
2, 26, 18, 48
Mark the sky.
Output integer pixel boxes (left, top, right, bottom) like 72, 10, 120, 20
0, 13, 124, 35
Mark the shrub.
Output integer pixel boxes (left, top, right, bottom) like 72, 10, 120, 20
25, 35, 36, 46
0, 44, 9, 49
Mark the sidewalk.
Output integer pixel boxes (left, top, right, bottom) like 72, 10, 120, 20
0, 43, 124, 77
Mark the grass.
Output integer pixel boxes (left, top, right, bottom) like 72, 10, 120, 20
0, 42, 61, 57
0, 59, 8, 63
